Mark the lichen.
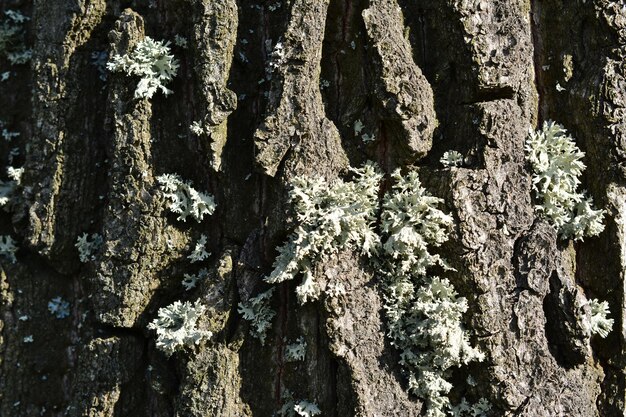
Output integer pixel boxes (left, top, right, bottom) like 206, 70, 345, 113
263, 164, 483, 415
377, 170, 484, 417
264, 162, 382, 304
525, 121, 605, 240
0, 165, 23, 207
157, 173, 216, 222
284, 336, 307, 362
440, 151, 464, 168
188, 234, 210, 263
0, 10, 31, 65
238, 288, 276, 345
147, 300, 211, 356
276, 390, 321, 417
75, 233, 103, 263
182, 268, 209, 291
585, 298, 614, 338
107, 37, 179, 99
48, 297, 70, 319
0, 235, 17, 263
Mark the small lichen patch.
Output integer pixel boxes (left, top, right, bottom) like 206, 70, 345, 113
0, 235, 17, 263
525, 121, 605, 240
148, 300, 212, 356
157, 174, 216, 222
237, 288, 276, 345
75, 233, 103, 263
188, 234, 210, 263
182, 268, 209, 291
585, 298, 613, 338
440, 151, 464, 168
107, 37, 179, 99
48, 297, 70, 319
294, 400, 321, 417
284, 336, 307, 362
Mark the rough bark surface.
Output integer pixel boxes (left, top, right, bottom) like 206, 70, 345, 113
1, 0, 625, 416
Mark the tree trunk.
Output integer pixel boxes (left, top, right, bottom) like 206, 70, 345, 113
1, 0, 625, 416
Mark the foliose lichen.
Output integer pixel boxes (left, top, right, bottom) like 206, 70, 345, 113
48, 297, 70, 319
585, 298, 614, 338
107, 37, 179, 99
237, 287, 276, 345
0, 234, 17, 263
262, 163, 484, 415
263, 162, 382, 304
147, 300, 212, 356
157, 173, 216, 223
75, 233, 103, 263
525, 121, 605, 240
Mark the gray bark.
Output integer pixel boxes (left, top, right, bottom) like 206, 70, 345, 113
0, 0, 625, 416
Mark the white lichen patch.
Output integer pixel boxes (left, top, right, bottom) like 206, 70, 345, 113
378, 171, 484, 416
7, 166, 23, 183
174, 34, 188, 48
284, 336, 307, 362
440, 150, 464, 168
48, 297, 70, 319
450, 397, 492, 417
190, 121, 205, 136
379, 170, 455, 277
188, 234, 210, 263
293, 400, 321, 417
148, 300, 211, 356
263, 165, 484, 415
157, 174, 216, 222
0, 235, 17, 263
237, 288, 276, 345
1, 10, 31, 65
525, 121, 605, 240
107, 37, 179, 99
75, 233, 103, 263
264, 163, 382, 304
585, 298, 614, 338
181, 268, 209, 291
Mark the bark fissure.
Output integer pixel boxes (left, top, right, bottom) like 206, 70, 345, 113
530, 0, 547, 124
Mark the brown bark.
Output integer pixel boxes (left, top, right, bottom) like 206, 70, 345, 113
0, 0, 625, 416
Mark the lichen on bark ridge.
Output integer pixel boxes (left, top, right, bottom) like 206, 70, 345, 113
0, 0, 624, 416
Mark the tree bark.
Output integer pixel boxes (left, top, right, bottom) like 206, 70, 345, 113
1, 0, 625, 416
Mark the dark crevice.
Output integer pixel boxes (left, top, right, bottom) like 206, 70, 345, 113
95, 323, 147, 340
459, 86, 516, 105
530, 0, 547, 124
321, 0, 370, 166
542, 271, 587, 368
273, 282, 290, 405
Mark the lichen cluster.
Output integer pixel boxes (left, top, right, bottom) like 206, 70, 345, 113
147, 300, 211, 356
264, 162, 382, 304
237, 288, 276, 345
378, 170, 485, 417
259, 163, 485, 416
157, 173, 216, 222
525, 121, 605, 240
0, 10, 31, 65
107, 37, 179, 99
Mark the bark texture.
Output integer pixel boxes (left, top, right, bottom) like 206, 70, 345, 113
0, 0, 625, 416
